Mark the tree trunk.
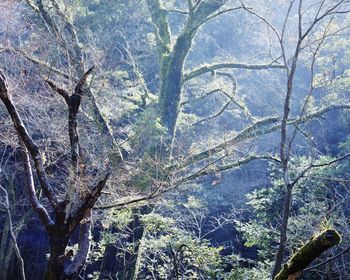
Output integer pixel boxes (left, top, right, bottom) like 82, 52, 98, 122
0, 219, 11, 279
159, 31, 193, 144
44, 233, 69, 280
272, 183, 293, 278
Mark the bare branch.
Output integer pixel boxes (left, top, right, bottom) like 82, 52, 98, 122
199, 7, 244, 26
74, 66, 95, 95
181, 88, 222, 106
19, 143, 54, 228
0, 70, 60, 210
304, 245, 350, 272
0, 47, 71, 79
45, 79, 70, 103
168, 9, 189, 15
290, 153, 350, 187
0, 185, 26, 280
193, 100, 231, 125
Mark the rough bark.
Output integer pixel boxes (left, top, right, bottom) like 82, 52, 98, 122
63, 210, 92, 280
145, 0, 290, 150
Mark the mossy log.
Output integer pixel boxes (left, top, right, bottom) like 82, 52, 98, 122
274, 229, 341, 280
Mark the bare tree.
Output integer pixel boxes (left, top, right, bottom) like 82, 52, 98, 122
239, 0, 350, 277
0, 68, 110, 280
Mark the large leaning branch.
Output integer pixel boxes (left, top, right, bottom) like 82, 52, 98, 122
274, 229, 341, 280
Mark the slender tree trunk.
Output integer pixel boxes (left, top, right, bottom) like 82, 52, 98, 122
6, 207, 26, 280
0, 185, 26, 280
272, 183, 292, 278
0, 219, 10, 279
131, 225, 146, 280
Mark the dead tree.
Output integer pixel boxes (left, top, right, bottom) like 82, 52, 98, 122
0, 69, 109, 280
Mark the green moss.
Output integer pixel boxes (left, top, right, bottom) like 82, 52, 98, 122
274, 229, 341, 280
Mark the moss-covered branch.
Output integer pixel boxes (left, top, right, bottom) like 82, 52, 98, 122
274, 229, 341, 280
184, 103, 350, 165
184, 62, 285, 81
177, 154, 280, 183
